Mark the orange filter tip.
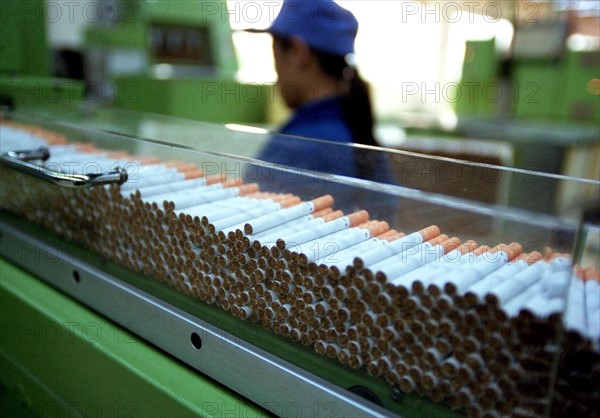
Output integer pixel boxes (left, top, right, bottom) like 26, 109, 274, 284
458, 240, 479, 254
221, 178, 244, 188
573, 265, 586, 280
517, 251, 543, 265
473, 245, 490, 256
136, 156, 161, 165
239, 183, 260, 195
427, 234, 449, 246
584, 266, 600, 283
107, 151, 130, 159
279, 196, 302, 208
184, 169, 205, 179
312, 207, 334, 218
441, 237, 462, 253
347, 210, 370, 227
311, 195, 335, 211
205, 174, 225, 185
378, 230, 404, 242
367, 221, 391, 238
420, 225, 441, 241
321, 210, 345, 222
506, 242, 524, 260
74, 143, 99, 153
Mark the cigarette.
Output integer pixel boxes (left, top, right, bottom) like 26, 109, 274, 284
0, 122, 58, 149
193, 195, 271, 221
484, 258, 552, 307
12, 122, 600, 418
584, 266, 600, 281
274, 212, 345, 262
372, 235, 454, 286
121, 178, 212, 198
121, 165, 203, 192
583, 268, 600, 342
452, 250, 541, 300
446, 386, 469, 410
407, 240, 479, 293
435, 245, 527, 304
520, 291, 566, 321
450, 244, 529, 306
352, 225, 440, 270
422, 346, 449, 368
167, 183, 260, 211
247, 208, 331, 243
279, 210, 368, 251
548, 253, 573, 272
399, 375, 416, 394
296, 219, 386, 265
242, 195, 333, 235
563, 269, 591, 337
323, 230, 404, 275
212, 198, 290, 233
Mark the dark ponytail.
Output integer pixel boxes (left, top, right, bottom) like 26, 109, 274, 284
314, 50, 381, 180
313, 51, 376, 145
343, 67, 378, 148
274, 36, 386, 181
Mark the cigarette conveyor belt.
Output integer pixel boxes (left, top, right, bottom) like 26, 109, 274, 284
0, 116, 598, 418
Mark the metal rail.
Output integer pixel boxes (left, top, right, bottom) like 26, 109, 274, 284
0, 147, 128, 188
0, 220, 397, 418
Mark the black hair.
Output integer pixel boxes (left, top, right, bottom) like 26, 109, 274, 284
273, 35, 382, 180
273, 35, 376, 146
312, 49, 378, 149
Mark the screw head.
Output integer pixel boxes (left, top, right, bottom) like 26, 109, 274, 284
390, 387, 403, 402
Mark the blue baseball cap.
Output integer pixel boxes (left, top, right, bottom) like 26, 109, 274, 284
247, 0, 358, 57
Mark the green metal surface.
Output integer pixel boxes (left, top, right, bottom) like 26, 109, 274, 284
560, 49, 600, 124
0, 381, 44, 418
454, 39, 498, 118
513, 62, 566, 120
84, 23, 147, 49
141, 0, 237, 76
83, 0, 260, 123
0, 77, 85, 108
0, 0, 50, 76
455, 35, 599, 126
0, 256, 268, 418
84, 0, 237, 77
0, 212, 464, 418
113, 76, 272, 124
0, 5, 24, 73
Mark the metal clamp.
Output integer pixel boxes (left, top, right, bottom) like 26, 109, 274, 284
0, 147, 128, 188
6, 147, 50, 162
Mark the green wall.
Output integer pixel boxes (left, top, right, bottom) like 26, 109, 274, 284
0, 0, 50, 76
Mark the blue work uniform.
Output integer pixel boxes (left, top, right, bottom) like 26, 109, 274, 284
257, 95, 357, 178
253, 95, 396, 209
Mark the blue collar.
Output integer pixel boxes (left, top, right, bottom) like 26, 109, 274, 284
289, 95, 345, 121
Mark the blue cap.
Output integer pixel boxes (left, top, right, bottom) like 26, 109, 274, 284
250, 0, 358, 57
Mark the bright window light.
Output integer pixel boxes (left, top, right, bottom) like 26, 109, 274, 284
228, 1, 514, 123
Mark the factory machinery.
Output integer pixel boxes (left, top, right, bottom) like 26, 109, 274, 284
0, 106, 599, 417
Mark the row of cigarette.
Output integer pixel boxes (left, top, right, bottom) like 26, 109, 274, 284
94, 162, 600, 344
2, 120, 599, 417
52, 135, 597, 345
115, 160, 600, 416
0, 121, 204, 180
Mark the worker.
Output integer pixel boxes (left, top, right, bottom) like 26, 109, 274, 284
247, 0, 394, 185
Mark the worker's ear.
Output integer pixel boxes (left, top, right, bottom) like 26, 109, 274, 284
289, 36, 313, 68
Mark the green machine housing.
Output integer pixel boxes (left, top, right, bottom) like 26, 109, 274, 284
0, 0, 85, 108
85, 0, 273, 124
